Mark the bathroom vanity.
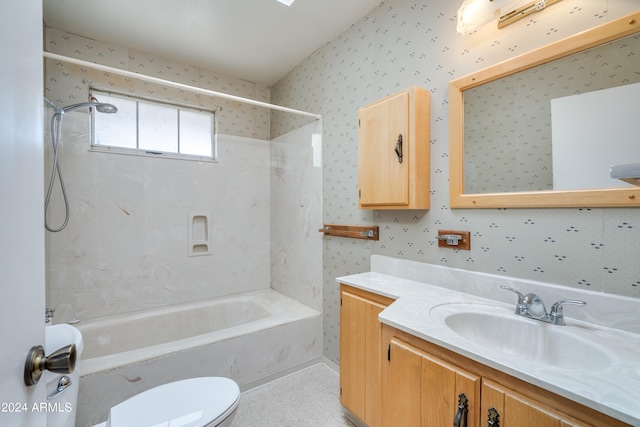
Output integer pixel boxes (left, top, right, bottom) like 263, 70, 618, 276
338, 256, 640, 427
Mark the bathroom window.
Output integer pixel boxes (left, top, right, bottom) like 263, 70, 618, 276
91, 90, 217, 161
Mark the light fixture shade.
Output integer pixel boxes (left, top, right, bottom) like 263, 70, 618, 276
457, 0, 530, 34
276, 0, 296, 5
610, 163, 640, 186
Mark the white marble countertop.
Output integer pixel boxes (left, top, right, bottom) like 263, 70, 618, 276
337, 270, 640, 426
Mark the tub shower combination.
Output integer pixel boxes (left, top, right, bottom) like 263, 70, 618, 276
74, 289, 321, 426
43, 69, 323, 425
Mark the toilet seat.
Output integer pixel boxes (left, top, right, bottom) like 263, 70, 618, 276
106, 377, 240, 427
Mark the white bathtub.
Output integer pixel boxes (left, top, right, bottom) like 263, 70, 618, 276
75, 289, 322, 426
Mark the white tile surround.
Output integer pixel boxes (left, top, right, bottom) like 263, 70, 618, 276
338, 255, 640, 425
270, 122, 323, 311
46, 123, 273, 322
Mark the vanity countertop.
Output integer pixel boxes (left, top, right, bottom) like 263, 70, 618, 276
337, 271, 640, 426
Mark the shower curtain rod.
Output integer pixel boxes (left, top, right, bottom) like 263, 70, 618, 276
43, 51, 322, 120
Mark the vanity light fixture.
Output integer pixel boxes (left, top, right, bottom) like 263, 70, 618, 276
457, 0, 562, 35
610, 163, 640, 186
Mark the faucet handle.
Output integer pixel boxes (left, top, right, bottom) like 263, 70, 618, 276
500, 285, 524, 301
500, 285, 527, 315
549, 300, 586, 326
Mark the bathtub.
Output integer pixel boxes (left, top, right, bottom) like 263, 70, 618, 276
74, 289, 322, 426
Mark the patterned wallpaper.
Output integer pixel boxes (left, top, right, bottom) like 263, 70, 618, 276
271, 0, 640, 364
45, 28, 271, 140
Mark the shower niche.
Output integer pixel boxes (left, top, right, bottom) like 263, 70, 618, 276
188, 213, 212, 256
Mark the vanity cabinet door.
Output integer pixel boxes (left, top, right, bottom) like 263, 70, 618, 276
382, 338, 423, 426
358, 86, 430, 210
422, 352, 480, 427
381, 335, 480, 427
481, 380, 582, 427
340, 285, 393, 427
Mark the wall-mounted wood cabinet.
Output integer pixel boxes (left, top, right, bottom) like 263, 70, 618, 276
358, 87, 430, 210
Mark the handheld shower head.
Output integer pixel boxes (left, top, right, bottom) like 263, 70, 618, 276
95, 103, 118, 114
43, 95, 118, 232
90, 96, 118, 114
44, 96, 118, 115
62, 101, 118, 114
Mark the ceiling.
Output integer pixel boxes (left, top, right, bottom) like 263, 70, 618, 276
43, 0, 382, 85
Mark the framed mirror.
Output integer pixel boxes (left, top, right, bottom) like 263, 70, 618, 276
449, 11, 640, 208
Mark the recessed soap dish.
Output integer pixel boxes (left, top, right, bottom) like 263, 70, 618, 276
188, 213, 212, 256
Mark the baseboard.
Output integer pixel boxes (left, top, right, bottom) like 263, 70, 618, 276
343, 407, 369, 427
239, 355, 339, 393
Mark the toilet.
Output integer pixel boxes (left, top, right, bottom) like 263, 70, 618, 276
93, 377, 240, 427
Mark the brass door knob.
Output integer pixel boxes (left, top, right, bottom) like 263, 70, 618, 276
24, 344, 76, 386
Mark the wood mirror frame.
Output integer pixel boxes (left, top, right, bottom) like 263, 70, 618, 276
449, 11, 640, 208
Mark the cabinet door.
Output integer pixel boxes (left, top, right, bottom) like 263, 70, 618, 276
382, 337, 423, 427
383, 337, 480, 427
340, 287, 390, 426
358, 91, 409, 207
422, 353, 480, 427
482, 380, 562, 427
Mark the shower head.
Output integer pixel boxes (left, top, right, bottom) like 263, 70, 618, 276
44, 96, 118, 115
43, 95, 117, 233
62, 101, 118, 114
95, 103, 118, 114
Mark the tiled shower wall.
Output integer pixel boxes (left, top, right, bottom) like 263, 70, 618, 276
270, 122, 324, 311
271, 0, 640, 364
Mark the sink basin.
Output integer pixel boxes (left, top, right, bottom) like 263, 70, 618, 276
430, 304, 611, 371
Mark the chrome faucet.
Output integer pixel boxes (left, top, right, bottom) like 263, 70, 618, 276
500, 285, 586, 326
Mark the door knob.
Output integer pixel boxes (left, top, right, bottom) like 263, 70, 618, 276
24, 344, 76, 386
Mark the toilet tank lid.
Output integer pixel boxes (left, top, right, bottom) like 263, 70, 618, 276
107, 377, 240, 427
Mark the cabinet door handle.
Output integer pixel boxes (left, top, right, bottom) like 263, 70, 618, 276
394, 133, 403, 164
487, 407, 500, 427
453, 393, 468, 427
